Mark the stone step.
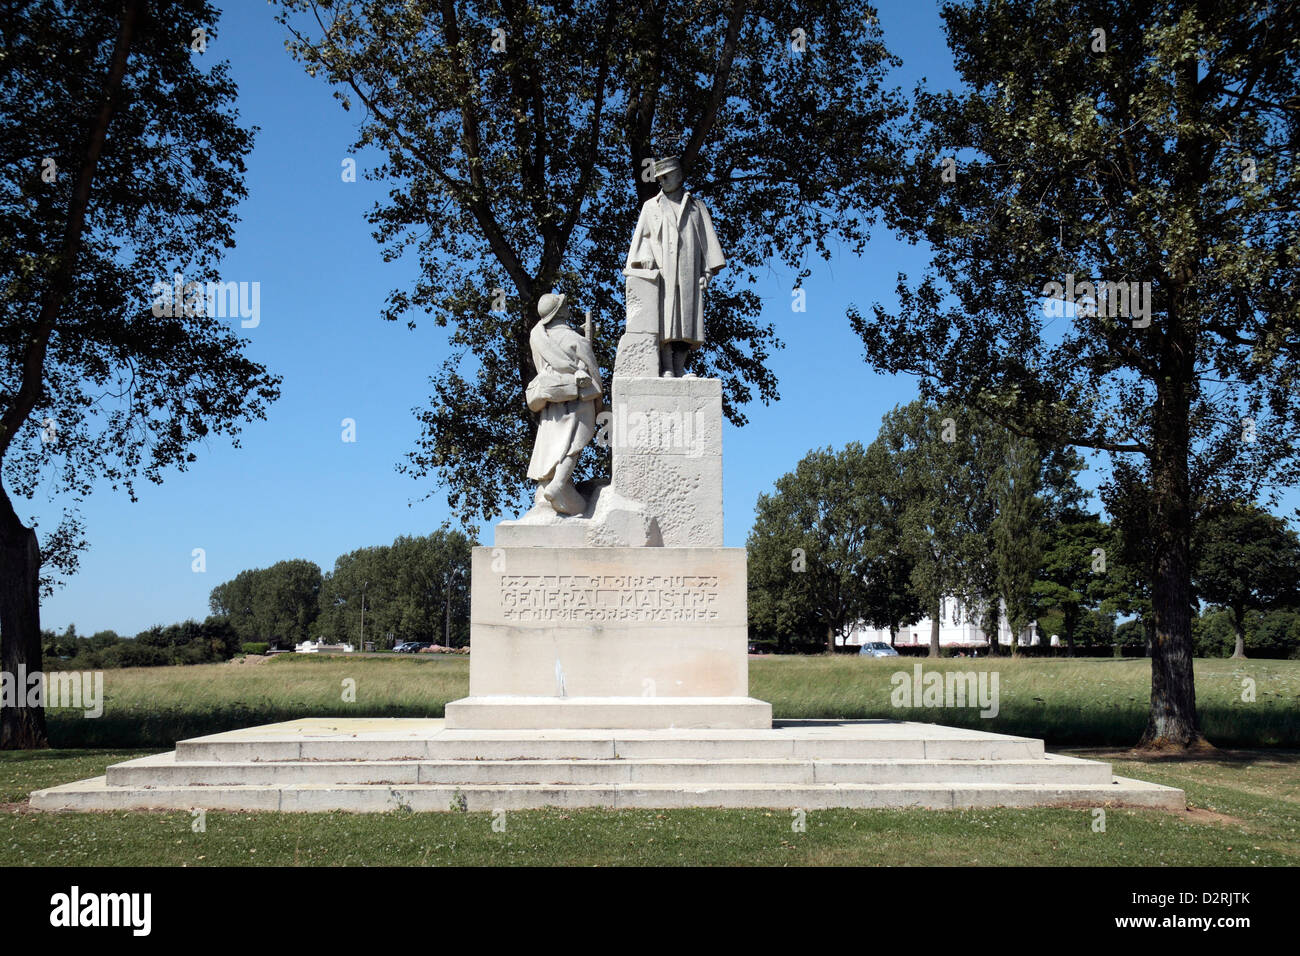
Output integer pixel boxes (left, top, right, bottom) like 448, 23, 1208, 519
31, 775, 1184, 812
174, 723, 1046, 764
30, 720, 1184, 813
106, 752, 1112, 787
444, 696, 773, 730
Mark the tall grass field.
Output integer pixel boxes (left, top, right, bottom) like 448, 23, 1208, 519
40, 654, 1300, 749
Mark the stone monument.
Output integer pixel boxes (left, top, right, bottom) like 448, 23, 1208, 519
445, 156, 770, 730
29, 157, 1186, 814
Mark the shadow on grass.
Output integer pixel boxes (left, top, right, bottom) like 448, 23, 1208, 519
48, 703, 448, 749
0, 748, 133, 763
758, 704, 1298, 748
1073, 746, 1300, 765
42, 695, 1300, 750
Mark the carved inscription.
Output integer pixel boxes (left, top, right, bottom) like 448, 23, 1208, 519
499, 574, 721, 623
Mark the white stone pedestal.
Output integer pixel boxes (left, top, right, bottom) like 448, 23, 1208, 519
610, 376, 724, 548
444, 696, 771, 729
444, 544, 767, 730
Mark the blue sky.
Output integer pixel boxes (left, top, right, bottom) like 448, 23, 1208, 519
26, 2, 1170, 636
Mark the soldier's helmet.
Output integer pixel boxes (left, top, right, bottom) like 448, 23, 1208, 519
536, 293, 567, 323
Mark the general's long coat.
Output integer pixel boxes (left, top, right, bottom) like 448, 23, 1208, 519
525, 319, 603, 482
624, 191, 726, 345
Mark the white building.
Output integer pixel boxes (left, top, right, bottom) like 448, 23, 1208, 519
839, 597, 1038, 649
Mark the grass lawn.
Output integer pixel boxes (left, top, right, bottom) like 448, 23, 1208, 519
11, 655, 1298, 866
753, 655, 1300, 747
2, 748, 1296, 866
44, 654, 1300, 748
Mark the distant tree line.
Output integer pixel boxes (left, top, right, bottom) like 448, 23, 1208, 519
749, 400, 1300, 659
42, 619, 240, 670
42, 530, 474, 668
208, 530, 474, 650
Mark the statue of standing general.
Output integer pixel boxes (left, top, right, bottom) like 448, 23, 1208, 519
624, 156, 726, 378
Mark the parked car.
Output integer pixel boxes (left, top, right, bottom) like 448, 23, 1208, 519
393, 641, 418, 653
858, 642, 899, 657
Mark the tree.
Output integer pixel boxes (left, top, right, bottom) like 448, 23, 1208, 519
275, 0, 905, 523
134, 617, 240, 665
1192, 502, 1300, 659
971, 428, 1086, 656
0, 2, 279, 748
314, 531, 473, 647
873, 402, 984, 658
991, 436, 1045, 655
208, 570, 254, 641
254, 560, 323, 647
860, 544, 921, 649
747, 442, 909, 653
874, 400, 1086, 657
1099, 460, 1159, 656
1033, 510, 1113, 656
850, 0, 1300, 747
209, 560, 323, 647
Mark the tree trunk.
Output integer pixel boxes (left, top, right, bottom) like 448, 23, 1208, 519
0, 488, 48, 749
928, 602, 940, 658
1064, 604, 1077, 658
1230, 606, 1246, 660
1138, 375, 1208, 750
825, 622, 835, 655
985, 603, 1001, 657
888, 624, 896, 647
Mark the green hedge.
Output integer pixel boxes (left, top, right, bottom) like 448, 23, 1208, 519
240, 642, 270, 656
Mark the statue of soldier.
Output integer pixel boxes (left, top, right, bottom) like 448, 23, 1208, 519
525, 293, 604, 515
624, 156, 726, 378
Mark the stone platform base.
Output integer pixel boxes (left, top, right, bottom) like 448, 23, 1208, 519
30, 718, 1185, 813
444, 696, 772, 730
468, 546, 749, 698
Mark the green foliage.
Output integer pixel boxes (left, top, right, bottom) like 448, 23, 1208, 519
275, 0, 906, 523
1196, 608, 1300, 660
209, 559, 323, 647
1247, 611, 1300, 660
0, 1, 280, 747
1033, 510, 1116, 653
872, 400, 1084, 653
747, 442, 918, 652
314, 530, 473, 648
873, 402, 984, 642
0, 0, 280, 569
55, 617, 240, 670
992, 435, 1046, 646
1193, 501, 1300, 656
749, 401, 1088, 654
848, 0, 1300, 745
240, 642, 270, 657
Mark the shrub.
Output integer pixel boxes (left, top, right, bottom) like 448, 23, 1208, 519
241, 642, 270, 656
1245, 610, 1300, 659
